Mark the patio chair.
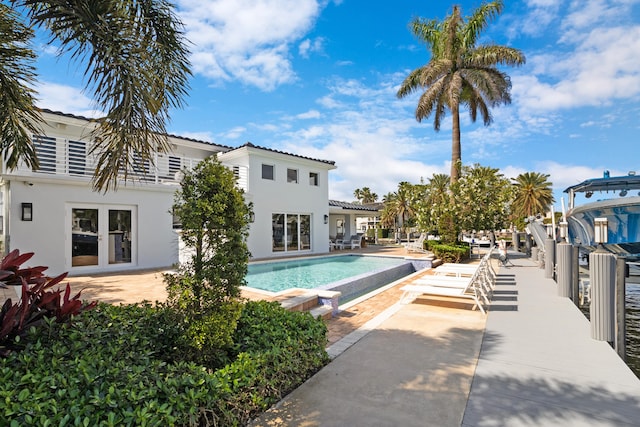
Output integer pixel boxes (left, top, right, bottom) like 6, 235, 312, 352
405, 233, 427, 253
348, 235, 362, 249
400, 267, 488, 313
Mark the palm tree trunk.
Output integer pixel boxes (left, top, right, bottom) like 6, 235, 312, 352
451, 105, 462, 183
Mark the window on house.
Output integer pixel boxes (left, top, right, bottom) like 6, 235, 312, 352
68, 140, 86, 176
262, 164, 274, 180
172, 208, 181, 229
132, 153, 151, 179
309, 172, 319, 186
287, 168, 298, 183
272, 213, 311, 252
33, 135, 57, 173
272, 214, 285, 252
169, 156, 181, 178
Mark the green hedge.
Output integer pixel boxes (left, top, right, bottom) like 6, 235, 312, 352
426, 240, 470, 263
0, 301, 329, 426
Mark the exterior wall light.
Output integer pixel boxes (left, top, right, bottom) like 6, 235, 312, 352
594, 217, 608, 245
248, 212, 255, 223
324, 214, 329, 224
21, 203, 33, 221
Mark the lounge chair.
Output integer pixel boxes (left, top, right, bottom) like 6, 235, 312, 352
405, 233, 427, 253
348, 235, 362, 250
436, 249, 497, 291
400, 264, 489, 313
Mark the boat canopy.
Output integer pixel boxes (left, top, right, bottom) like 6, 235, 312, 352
564, 174, 640, 194
564, 172, 640, 209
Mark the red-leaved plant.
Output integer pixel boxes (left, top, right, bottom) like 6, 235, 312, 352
0, 249, 97, 356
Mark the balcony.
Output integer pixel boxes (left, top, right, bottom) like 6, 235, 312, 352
8, 136, 248, 191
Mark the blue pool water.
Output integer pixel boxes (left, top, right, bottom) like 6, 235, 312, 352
246, 255, 410, 293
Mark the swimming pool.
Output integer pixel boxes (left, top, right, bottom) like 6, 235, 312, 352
246, 255, 430, 302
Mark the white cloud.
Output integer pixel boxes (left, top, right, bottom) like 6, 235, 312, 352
256, 75, 453, 201
220, 126, 246, 140
34, 82, 101, 118
177, 131, 216, 142
513, 25, 640, 111
177, 0, 325, 91
298, 37, 325, 58
295, 110, 321, 119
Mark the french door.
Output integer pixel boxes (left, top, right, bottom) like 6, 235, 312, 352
68, 204, 136, 269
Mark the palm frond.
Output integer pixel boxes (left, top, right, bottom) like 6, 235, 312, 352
22, 0, 191, 191
0, 3, 42, 170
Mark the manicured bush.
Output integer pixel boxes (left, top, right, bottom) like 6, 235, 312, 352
429, 242, 470, 263
0, 300, 329, 426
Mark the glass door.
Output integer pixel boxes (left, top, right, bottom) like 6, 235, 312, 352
69, 204, 136, 269
108, 209, 132, 264
71, 208, 99, 267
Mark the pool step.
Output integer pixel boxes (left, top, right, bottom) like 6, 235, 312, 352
309, 305, 333, 320
277, 290, 341, 319
279, 293, 319, 312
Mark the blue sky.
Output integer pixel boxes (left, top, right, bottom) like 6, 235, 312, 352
31, 0, 640, 210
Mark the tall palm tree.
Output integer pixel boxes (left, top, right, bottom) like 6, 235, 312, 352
397, 1, 525, 183
0, 1, 191, 191
511, 172, 554, 219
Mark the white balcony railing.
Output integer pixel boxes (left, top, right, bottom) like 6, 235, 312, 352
10, 136, 248, 191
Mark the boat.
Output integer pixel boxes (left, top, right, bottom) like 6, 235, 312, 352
564, 171, 640, 258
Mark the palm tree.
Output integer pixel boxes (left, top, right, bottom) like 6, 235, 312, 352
389, 182, 415, 235
511, 172, 554, 219
396, 1, 525, 183
0, 1, 190, 191
353, 187, 378, 204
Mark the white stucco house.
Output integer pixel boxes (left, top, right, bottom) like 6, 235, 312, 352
217, 143, 335, 260
0, 110, 336, 276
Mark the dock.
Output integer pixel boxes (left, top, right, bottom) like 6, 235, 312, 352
462, 252, 640, 426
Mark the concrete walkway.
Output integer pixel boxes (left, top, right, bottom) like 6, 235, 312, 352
251, 302, 486, 426
463, 253, 640, 427
252, 252, 640, 426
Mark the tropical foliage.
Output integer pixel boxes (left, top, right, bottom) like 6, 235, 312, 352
0, 300, 329, 425
0, 1, 191, 191
407, 165, 513, 244
511, 172, 554, 227
0, 250, 96, 356
396, 1, 525, 183
353, 187, 378, 204
380, 182, 422, 234
456, 164, 513, 233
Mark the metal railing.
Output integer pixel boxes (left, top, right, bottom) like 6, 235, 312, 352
11, 136, 248, 190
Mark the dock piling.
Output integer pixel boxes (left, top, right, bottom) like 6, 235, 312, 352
589, 248, 616, 342
557, 242, 572, 297
545, 238, 555, 279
